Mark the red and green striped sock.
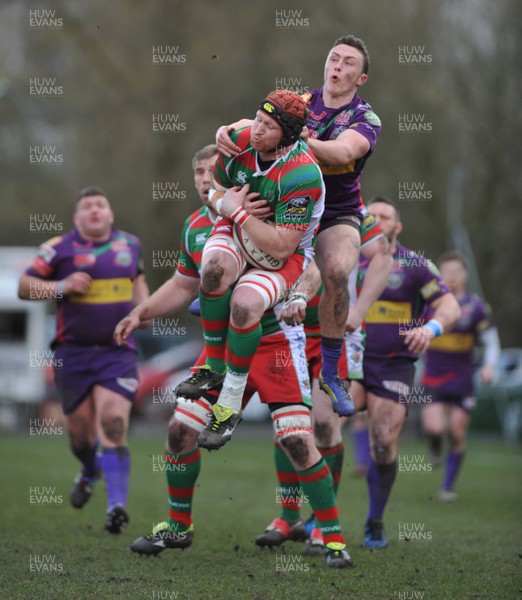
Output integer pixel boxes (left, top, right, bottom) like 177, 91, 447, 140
165, 447, 201, 531
297, 458, 345, 547
319, 442, 345, 495
274, 442, 301, 522
226, 321, 262, 376
200, 287, 232, 373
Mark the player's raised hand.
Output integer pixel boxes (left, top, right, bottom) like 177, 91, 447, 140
216, 125, 241, 158
402, 326, 433, 354
114, 311, 141, 347
61, 272, 92, 295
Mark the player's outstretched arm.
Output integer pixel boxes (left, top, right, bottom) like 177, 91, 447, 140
114, 273, 199, 346
306, 129, 370, 167
404, 292, 461, 354
18, 272, 92, 300
346, 235, 393, 332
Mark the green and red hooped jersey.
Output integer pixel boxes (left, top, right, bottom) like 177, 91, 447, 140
214, 126, 325, 264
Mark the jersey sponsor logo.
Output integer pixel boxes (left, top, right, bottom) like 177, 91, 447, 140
37, 243, 57, 263
365, 300, 412, 324
68, 278, 133, 304
283, 196, 310, 220
364, 111, 382, 126
309, 110, 327, 121
332, 126, 349, 139
428, 332, 474, 353
111, 238, 130, 251
116, 377, 139, 393
334, 110, 354, 126
73, 253, 96, 267
420, 279, 441, 300
387, 270, 405, 289
236, 170, 248, 184
195, 233, 208, 244
114, 249, 132, 266
263, 102, 275, 113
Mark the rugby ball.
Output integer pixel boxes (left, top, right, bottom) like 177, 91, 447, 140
232, 221, 285, 271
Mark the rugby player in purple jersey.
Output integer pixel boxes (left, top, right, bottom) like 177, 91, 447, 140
421, 251, 500, 501
217, 35, 383, 418
349, 197, 461, 549
18, 187, 149, 533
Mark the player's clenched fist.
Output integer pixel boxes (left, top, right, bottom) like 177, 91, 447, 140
61, 272, 92, 295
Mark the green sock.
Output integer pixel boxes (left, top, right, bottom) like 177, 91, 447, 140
200, 287, 232, 373
297, 458, 345, 547
165, 448, 201, 531
319, 442, 345, 495
226, 320, 262, 376
274, 442, 301, 522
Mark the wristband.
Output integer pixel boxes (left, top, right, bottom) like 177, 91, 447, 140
424, 319, 443, 337
282, 291, 308, 310
230, 206, 250, 227
215, 198, 223, 216
55, 280, 63, 298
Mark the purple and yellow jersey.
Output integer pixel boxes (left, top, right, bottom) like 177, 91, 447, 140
303, 211, 385, 336
176, 206, 216, 279
360, 244, 449, 361
26, 228, 143, 350
303, 89, 381, 220
214, 126, 325, 261
422, 293, 495, 395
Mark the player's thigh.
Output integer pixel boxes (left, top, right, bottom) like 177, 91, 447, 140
65, 393, 96, 444
315, 224, 360, 278
367, 393, 407, 448
422, 402, 446, 435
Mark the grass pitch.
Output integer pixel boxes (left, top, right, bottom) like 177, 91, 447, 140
0, 427, 520, 600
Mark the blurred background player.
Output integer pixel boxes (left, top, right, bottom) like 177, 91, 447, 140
18, 187, 149, 533
421, 250, 500, 501
217, 35, 382, 417
174, 90, 324, 450
349, 196, 460, 549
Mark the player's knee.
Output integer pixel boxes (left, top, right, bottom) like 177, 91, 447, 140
167, 421, 191, 454
230, 301, 252, 328
314, 419, 334, 447
372, 440, 391, 464
280, 435, 310, 469
201, 259, 225, 294
102, 414, 126, 444
322, 264, 349, 292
